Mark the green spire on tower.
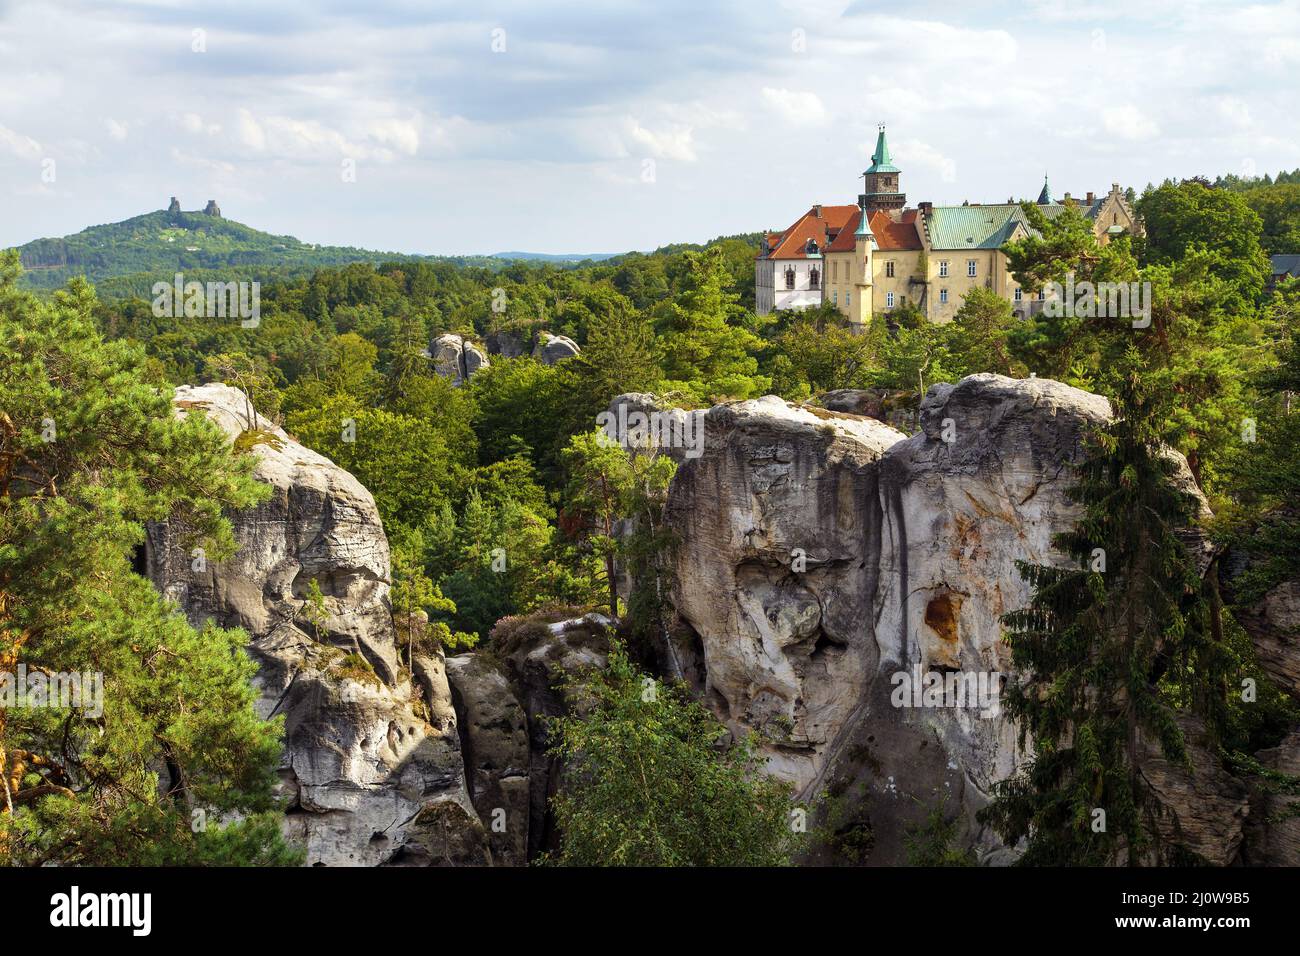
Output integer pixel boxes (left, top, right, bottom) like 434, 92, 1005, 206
854, 205, 875, 244
863, 124, 900, 175
1037, 173, 1055, 205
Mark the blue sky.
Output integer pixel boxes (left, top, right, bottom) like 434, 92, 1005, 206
2, 0, 1298, 254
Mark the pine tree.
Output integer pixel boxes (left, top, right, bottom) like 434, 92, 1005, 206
546, 641, 799, 866
979, 355, 1221, 865
0, 254, 295, 865
658, 247, 768, 402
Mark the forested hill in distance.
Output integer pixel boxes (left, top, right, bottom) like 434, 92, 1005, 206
11, 205, 515, 298
10, 202, 765, 299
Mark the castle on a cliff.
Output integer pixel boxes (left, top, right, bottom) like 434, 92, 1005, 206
755, 126, 1143, 323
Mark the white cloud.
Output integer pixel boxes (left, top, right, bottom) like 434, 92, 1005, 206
889, 138, 957, 183
168, 147, 235, 175
625, 118, 697, 162
236, 109, 267, 151
105, 118, 128, 142
1210, 96, 1252, 129
180, 112, 222, 137
0, 123, 42, 160
1102, 104, 1160, 141
368, 116, 421, 156
761, 87, 828, 126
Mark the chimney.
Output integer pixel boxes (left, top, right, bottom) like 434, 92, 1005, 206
1086, 191, 1096, 204
812, 204, 823, 218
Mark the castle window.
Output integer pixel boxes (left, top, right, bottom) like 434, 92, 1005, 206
1037, 288, 1046, 301
1014, 287, 1023, 301
967, 259, 977, 278
885, 261, 895, 278
886, 292, 895, 308
939, 288, 948, 304
785, 267, 795, 289
832, 291, 838, 305
809, 267, 820, 288
846, 292, 851, 308
939, 260, 949, 278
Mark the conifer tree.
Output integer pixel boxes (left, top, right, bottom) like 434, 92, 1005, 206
979, 353, 1222, 865
0, 254, 295, 865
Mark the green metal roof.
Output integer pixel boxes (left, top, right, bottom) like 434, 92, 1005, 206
926, 204, 1031, 250
854, 207, 872, 239
925, 199, 1102, 250
863, 127, 900, 175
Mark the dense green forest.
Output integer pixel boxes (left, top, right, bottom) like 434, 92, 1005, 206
2, 173, 1299, 865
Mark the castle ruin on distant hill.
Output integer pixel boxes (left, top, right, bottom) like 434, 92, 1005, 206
165, 197, 222, 217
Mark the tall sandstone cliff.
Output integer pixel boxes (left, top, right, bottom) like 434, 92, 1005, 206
660, 374, 1256, 864
145, 377, 1295, 866
148, 384, 488, 866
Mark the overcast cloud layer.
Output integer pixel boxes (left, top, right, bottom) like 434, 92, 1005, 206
2, 0, 1298, 254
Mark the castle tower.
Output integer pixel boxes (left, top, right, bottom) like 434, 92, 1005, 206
203, 199, 222, 217
850, 203, 877, 326
860, 125, 905, 215
167, 197, 180, 214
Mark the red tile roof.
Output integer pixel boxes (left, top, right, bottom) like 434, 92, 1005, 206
766, 204, 858, 259
824, 210, 862, 253
870, 210, 924, 251
822, 208, 924, 253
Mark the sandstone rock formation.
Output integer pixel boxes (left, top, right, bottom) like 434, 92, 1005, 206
605, 393, 707, 464
486, 329, 527, 359
148, 384, 487, 866
431, 333, 490, 385
1137, 716, 1250, 866
533, 331, 580, 365
662, 373, 1235, 864
1242, 728, 1300, 866
1223, 544, 1300, 700
446, 612, 612, 861
445, 653, 530, 866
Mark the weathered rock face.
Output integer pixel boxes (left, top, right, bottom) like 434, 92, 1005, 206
605, 393, 707, 465
533, 331, 580, 365
148, 384, 487, 866
1242, 728, 1300, 866
664, 396, 905, 789
474, 611, 613, 859
1137, 716, 1250, 866
1224, 544, 1300, 700
446, 653, 530, 866
431, 333, 490, 385
485, 329, 527, 359
663, 374, 1236, 864
862, 375, 1115, 860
